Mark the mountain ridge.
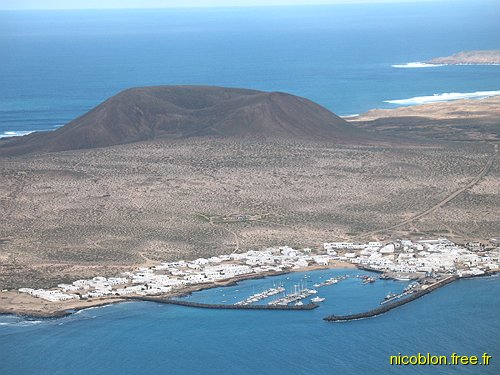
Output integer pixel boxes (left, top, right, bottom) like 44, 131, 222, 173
0, 85, 373, 156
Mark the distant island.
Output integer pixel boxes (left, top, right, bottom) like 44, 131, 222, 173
427, 50, 500, 65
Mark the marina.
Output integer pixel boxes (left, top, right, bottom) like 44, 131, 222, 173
125, 268, 396, 311
230, 274, 379, 307
175, 268, 410, 315
3, 270, 498, 375
5, 237, 498, 323
380, 282, 419, 304
324, 275, 458, 322
313, 275, 347, 288
234, 286, 285, 306
267, 286, 318, 306
14, 238, 498, 313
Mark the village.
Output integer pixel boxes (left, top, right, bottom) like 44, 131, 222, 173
18, 238, 500, 303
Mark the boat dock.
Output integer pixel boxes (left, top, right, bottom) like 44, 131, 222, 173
235, 286, 285, 306
313, 275, 347, 288
267, 287, 317, 306
323, 275, 458, 322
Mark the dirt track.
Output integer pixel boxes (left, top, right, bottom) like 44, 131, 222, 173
364, 143, 498, 236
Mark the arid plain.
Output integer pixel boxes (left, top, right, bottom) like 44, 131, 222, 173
1, 136, 498, 290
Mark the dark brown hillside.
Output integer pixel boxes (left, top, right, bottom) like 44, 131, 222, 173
0, 86, 372, 156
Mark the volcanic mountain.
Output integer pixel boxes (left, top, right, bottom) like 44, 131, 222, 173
0, 86, 372, 156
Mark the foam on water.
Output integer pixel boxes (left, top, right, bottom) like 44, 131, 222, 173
392, 62, 445, 68
0, 320, 43, 327
384, 90, 500, 105
0, 130, 35, 139
73, 304, 115, 315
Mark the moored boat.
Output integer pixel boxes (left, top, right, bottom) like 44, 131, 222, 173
311, 296, 326, 303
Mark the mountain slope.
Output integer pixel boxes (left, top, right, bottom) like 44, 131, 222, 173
0, 86, 372, 156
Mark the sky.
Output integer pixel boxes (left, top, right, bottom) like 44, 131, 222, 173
0, 0, 455, 10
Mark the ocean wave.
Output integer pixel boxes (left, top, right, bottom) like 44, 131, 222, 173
73, 304, 112, 314
392, 62, 445, 68
0, 130, 35, 139
23, 320, 43, 325
384, 90, 500, 105
0, 320, 43, 327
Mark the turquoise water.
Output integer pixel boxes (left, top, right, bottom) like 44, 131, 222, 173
0, 1, 500, 137
1, 270, 499, 374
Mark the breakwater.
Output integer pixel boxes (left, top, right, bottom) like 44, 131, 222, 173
323, 275, 458, 322
126, 296, 319, 310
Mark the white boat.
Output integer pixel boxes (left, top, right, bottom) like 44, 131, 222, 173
311, 296, 325, 303
394, 276, 411, 281
294, 301, 303, 306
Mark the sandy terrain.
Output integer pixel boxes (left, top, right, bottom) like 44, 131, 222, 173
351, 95, 500, 121
0, 137, 498, 291
348, 95, 500, 141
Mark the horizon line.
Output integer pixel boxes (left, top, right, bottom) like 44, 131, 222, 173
0, 0, 459, 12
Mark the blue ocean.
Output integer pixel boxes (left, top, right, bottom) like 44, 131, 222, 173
0, 1, 499, 137
1, 1, 499, 374
1, 270, 499, 374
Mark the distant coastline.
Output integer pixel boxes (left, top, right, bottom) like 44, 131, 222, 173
346, 94, 500, 121
392, 50, 500, 68
427, 50, 500, 65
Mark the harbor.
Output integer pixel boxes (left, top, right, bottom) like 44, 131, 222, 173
323, 275, 459, 322
6, 237, 499, 319
3, 272, 499, 375
235, 285, 286, 306
170, 269, 402, 313
267, 285, 318, 306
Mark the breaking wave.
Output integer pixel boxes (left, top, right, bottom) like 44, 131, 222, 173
0, 320, 43, 327
0, 130, 35, 139
392, 62, 445, 68
384, 90, 500, 105
73, 304, 114, 315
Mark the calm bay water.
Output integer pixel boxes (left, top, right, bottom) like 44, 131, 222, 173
1, 270, 499, 374
1, 2, 499, 373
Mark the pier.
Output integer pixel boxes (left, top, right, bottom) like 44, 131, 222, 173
235, 286, 285, 306
126, 296, 319, 310
323, 275, 458, 322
